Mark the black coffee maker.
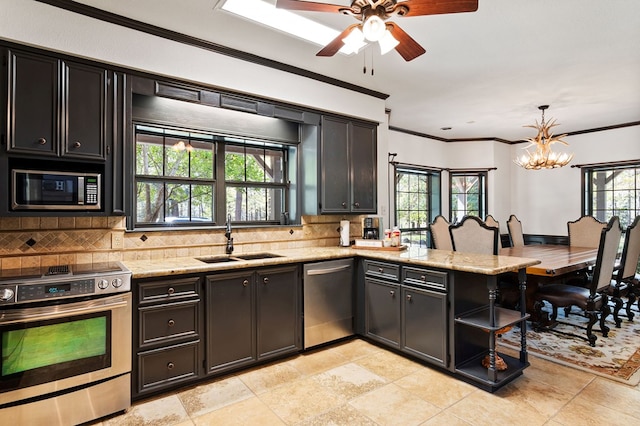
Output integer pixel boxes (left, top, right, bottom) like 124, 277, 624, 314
362, 216, 382, 239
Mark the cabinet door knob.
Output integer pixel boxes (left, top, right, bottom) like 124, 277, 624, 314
263, 277, 269, 285
242, 279, 249, 287
390, 290, 395, 297
37, 137, 47, 145
341, 202, 347, 208
167, 362, 175, 370
73, 141, 81, 148
354, 202, 360, 208
406, 294, 412, 302
420, 275, 426, 281
168, 319, 175, 327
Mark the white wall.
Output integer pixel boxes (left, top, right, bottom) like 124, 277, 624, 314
389, 125, 640, 236
511, 125, 640, 235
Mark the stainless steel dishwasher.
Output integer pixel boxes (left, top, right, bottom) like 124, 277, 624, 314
303, 258, 354, 349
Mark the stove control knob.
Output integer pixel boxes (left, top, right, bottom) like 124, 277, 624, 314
97, 279, 110, 290
112, 278, 123, 288
0, 288, 15, 301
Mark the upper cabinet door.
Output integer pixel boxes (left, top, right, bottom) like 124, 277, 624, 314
350, 122, 377, 213
63, 61, 107, 159
7, 50, 59, 155
320, 116, 350, 213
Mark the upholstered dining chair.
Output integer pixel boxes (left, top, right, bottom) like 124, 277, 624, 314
429, 215, 453, 250
608, 215, 640, 324
507, 214, 525, 247
449, 215, 499, 255
533, 216, 622, 346
568, 215, 607, 248
484, 215, 502, 249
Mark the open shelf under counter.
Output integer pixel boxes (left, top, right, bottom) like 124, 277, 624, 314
455, 305, 529, 332
454, 351, 529, 392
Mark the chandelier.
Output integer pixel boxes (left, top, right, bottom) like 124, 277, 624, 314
514, 105, 574, 170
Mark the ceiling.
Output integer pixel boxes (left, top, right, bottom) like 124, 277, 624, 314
71, 0, 640, 143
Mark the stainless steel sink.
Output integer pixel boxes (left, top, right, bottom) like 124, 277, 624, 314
196, 256, 239, 263
196, 252, 283, 263
233, 252, 283, 260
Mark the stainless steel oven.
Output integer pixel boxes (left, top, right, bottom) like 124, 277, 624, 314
0, 262, 132, 425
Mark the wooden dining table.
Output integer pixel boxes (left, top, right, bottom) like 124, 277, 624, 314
499, 244, 599, 278
498, 244, 599, 324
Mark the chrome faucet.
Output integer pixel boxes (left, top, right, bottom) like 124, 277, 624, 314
225, 214, 234, 255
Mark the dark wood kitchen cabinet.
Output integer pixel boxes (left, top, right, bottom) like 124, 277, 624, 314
205, 265, 301, 375
133, 276, 202, 398
363, 259, 449, 368
313, 116, 377, 214
321, 116, 377, 213
401, 266, 448, 367
364, 260, 401, 347
6, 49, 108, 160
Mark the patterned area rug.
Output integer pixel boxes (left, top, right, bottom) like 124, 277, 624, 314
497, 301, 640, 385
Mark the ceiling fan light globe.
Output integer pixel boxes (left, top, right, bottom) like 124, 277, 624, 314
378, 30, 399, 55
341, 27, 367, 54
362, 15, 386, 42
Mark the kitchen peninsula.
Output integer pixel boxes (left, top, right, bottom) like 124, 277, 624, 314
125, 247, 539, 395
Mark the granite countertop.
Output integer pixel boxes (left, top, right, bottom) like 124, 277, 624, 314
124, 246, 540, 279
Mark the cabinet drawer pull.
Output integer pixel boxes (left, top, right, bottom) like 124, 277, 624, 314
242, 279, 249, 287
406, 294, 412, 301
263, 277, 269, 285
37, 137, 47, 145
167, 362, 175, 370
167, 287, 175, 295
390, 290, 395, 297
73, 141, 81, 148
420, 275, 426, 281
378, 267, 384, 273
168, 319, 175, 327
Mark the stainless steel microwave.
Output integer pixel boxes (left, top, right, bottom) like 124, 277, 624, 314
12, 169, 101, 210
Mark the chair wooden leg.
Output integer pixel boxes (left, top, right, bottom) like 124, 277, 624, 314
585, 311, 598, 347
600, 304, 611, 337
611, 295, 623, 328
626, 292, 636, 321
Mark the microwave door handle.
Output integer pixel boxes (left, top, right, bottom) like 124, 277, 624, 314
78, 176, 85, 205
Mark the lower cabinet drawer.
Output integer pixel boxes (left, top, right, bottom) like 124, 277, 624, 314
138, 341, 199, 394
139, 300, 199, 347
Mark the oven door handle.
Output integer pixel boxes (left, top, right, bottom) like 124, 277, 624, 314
0, 293, 131, 324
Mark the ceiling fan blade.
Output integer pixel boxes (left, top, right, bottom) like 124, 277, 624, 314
386, 22, 426, 61
316, 24, 360, 57
395, 0, 478, 17
275, 0, 349, 14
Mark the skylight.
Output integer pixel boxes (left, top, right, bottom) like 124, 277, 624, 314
221, 0, 362, 55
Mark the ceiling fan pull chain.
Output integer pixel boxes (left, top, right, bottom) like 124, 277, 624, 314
371, 52, 374, 76
363, 48, 367, 74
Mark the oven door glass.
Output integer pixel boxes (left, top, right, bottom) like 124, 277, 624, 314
1, 311, 112, 391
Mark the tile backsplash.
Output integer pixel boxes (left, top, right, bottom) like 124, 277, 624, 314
0, 215, 364, 269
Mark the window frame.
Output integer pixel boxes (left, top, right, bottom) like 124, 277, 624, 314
393, 164, 441, 248
582, 161, 640, 229
133, 123, 292, 229
449, 170, 488, 223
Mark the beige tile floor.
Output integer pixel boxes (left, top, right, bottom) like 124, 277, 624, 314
95, 339, 640, 426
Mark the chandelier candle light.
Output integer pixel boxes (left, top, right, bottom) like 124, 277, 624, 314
515, 105, 574, 170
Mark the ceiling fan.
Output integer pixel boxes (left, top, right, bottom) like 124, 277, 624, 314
275, 0, 479, 61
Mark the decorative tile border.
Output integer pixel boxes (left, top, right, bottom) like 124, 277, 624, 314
0, 215, 365, 268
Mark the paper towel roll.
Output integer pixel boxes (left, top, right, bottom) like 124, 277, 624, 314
339, 220, 350, 247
